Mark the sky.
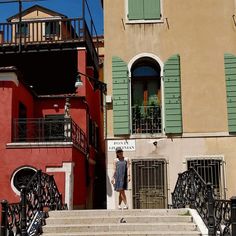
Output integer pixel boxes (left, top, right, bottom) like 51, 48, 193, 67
0, 0, 104, 34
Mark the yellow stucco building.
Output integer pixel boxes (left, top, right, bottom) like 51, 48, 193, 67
103, 0, 236, 209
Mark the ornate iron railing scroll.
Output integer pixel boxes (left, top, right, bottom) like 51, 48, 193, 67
1, 170, 67, 236
172, 167, 235, 236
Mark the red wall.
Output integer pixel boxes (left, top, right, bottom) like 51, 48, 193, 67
0, 147, 73, 203
0, 81, 14, 144
0, 78, 88, 207
0, 47, 103, 209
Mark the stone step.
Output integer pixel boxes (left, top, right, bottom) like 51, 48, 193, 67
48, 209, 190, 217
46, 215, 193, 224
43, 222, 198, 233
42, 209, 203, 236
42, 231, 201, 236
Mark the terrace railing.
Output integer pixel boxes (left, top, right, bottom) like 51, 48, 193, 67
13, 117, 88, 154
0, 170, 67, 236
0, 18, 99, 67
132, 105, 162, 134
172, 167, 236, 235
0, 18, 82, 44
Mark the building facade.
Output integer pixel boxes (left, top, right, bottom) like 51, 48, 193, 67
0, 4, 106, 209
103, 0, 236, 209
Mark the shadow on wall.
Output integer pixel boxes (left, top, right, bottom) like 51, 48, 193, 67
106, 174, 113, 197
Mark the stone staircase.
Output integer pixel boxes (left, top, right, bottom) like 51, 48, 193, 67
42, 208, 203, 236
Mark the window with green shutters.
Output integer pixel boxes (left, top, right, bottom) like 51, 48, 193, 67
164, 54, 182, 134
112, 57, 130, 135
128, 0, 161, 21
224, 53, 236, 133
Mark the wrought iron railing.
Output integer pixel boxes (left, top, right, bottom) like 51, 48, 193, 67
0, 170, 67, 236
13, 118, 88, 154
132, 105, 162, 134
0, 17, 99, 67
172, 167, 236, 235
0, 18, 83, 44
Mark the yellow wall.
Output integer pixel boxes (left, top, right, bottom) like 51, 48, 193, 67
104, 0, 236, 208
104, 0, 236, 135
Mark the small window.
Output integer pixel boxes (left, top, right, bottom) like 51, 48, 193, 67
128, 0, 161, 21
187, 158, 225, 199
16, 23, 29, 36
45, 21, 60, 37
11, 167, 36, 194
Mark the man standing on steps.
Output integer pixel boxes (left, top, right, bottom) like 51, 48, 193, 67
111, 147, 131, 209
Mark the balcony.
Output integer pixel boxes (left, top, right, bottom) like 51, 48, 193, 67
0, 18, 99, 70
12, 117, 88, 154
132, 105, 162, 134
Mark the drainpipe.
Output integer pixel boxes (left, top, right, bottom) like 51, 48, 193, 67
18, 0, 22, 53
1, 200, 8, 236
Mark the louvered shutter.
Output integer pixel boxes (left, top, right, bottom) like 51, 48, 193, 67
144, 0, 161, 20
164, 54, 182, 134
224, 53, 236, 132
112, 57, 130, 135
128, 0, 144, 20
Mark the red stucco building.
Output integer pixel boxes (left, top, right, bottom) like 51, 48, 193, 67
0, 4, 106, 209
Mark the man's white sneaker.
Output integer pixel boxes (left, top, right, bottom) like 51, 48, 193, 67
123, 205, 128, 210
118, 205, 122, 210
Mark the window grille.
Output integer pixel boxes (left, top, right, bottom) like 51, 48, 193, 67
187, 157, 225, 199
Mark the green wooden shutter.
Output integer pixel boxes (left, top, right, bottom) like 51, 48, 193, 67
144, 0, 161, 20
224, 53, 236, 132
128, 0, 144, 20
112, 57, 130, 135
164, 54, 182, 134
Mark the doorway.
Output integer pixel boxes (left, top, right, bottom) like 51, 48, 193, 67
132, 159, 167, 209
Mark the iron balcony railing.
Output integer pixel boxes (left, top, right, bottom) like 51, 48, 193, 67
13, 118, 88, 154
0, 17, 99, 67
132, 105, 162, 134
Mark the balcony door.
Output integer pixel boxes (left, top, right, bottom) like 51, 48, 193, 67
44, 114, 66, 141
131, 57, 161, 134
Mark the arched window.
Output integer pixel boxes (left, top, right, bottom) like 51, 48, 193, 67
131, 57, 161, 134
